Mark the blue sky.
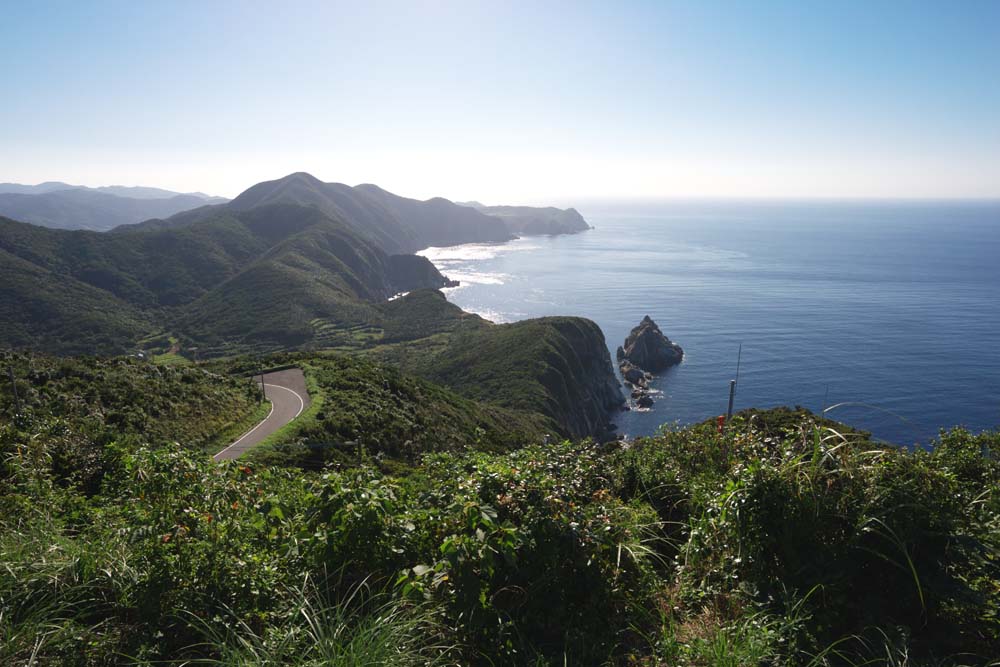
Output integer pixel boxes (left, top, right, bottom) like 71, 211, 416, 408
2, 1, 998, 201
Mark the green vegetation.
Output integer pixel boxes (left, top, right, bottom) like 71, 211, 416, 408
370, 314, 625, 439
0, 246, 154, 354
229, 173, 513, 254
239, 354, 551, 469
0, 173, 587, 360
0, 352, 265, 459
0, 174, 623, 440
5, 174, 995, 664
0, 202, 453, 356
2, 355, 997, 665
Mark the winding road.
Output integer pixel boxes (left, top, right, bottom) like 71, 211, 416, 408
214, 368, 311, 461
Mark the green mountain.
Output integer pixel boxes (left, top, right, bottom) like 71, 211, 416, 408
0, 203, 453, 354
0, 173, 620, 438
227, 172, 515, 253
0, 245, 151, 354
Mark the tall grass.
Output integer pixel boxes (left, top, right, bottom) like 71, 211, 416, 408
0, 515, 108, 665
185, 576, 457, 667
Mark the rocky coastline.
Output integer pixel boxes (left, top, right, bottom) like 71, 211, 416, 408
617, 316, 683, 411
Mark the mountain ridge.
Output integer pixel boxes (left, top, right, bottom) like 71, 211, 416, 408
0, 173, 619, 438
0, 180, 226, 201
0, 188, 229, 231
0, 203, 454, 353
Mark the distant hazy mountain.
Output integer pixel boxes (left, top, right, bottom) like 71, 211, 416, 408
93, 185, 226, 202
458, 202, 591, 235
0, 181, 226, 201
225, 172, 514, 253
0, 189, 225, 231
133, 172, 593, 253
0, 182, 228, 231
0, 181, 78, 195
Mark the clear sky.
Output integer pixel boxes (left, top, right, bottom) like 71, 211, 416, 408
2, 1, 999, 202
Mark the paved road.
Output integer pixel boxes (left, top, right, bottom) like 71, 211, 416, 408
214, 368, 311, 461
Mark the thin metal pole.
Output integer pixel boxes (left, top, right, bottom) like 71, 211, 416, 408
726, 379, 736, 423
725, 343, 742, 427
260, 373, 267, 401
735, 343, 742, 388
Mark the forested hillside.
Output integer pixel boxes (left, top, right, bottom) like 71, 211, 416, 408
226, 173, 514, 253
0, 172, 625, 439
0, 204, 453, 354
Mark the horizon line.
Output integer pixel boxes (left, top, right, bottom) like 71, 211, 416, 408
2, 176, 999, 206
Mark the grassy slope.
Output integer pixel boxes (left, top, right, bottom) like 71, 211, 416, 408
305, 291, 626, 440
2, 209, 622, 439
2, 378, 997, 665
364, 312, 624, 439
0, 213, 266, 308
207, 353, 550, 469
0, 353, 265, 489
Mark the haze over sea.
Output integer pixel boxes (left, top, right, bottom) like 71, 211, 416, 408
420, 200, 1000, 446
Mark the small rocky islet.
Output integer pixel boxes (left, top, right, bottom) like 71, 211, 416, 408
617, 315, 683, 410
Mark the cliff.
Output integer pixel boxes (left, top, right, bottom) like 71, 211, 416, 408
387, 254, 458, 292
406, 316, 625, 440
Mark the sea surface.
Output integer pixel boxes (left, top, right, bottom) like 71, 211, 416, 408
418, 200, 1000, 446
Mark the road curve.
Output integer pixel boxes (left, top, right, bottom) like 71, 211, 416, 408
214, 368, 311, 461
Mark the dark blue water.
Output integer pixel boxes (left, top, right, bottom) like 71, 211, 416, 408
420, 200, 1000, 445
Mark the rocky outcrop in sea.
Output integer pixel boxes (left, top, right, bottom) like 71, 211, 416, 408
617, 316, 683, 410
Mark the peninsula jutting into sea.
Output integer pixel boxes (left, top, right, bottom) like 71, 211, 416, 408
3, 2, 999, 665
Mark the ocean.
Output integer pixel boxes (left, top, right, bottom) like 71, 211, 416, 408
418, 200, 1000, 445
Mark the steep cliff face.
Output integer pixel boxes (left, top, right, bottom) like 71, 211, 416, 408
411, 316, 625, 440
534, 317, 625, 438
387, 254, 457, 292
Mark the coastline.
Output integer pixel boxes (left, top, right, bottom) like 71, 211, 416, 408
410, 203, 1000, 445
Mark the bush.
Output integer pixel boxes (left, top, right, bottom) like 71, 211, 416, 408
2, 381, 998, 666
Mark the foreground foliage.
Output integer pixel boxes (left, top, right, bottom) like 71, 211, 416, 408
1, 359, 998, 666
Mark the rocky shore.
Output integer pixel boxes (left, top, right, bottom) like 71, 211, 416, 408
617, 316, 683, 411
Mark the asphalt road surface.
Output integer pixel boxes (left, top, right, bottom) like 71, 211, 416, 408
214, 368, 310, 461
